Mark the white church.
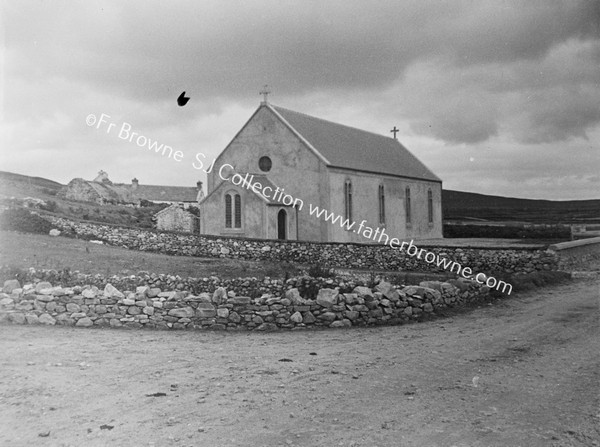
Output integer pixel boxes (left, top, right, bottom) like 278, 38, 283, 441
199, 95, 442, 243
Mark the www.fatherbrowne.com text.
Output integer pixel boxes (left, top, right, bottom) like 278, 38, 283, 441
308, 205, 513, 295
225, 170, 513, 295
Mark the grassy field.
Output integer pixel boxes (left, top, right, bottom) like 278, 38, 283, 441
0, 231, 300, 280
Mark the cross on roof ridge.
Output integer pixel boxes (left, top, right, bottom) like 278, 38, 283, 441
260, 85, 271, 104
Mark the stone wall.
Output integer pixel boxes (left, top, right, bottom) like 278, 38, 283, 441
548, 237, 600, 271
47, 217, 559, 275
0, 274, 490, 331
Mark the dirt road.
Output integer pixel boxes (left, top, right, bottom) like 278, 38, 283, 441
0, 279, 598, 447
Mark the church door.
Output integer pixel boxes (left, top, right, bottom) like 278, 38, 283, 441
277, 209, 287, 240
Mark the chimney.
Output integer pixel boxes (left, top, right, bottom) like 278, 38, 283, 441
132, 178, 139, 190
196, 180, 205, 203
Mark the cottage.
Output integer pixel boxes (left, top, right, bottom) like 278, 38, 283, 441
60, 172, 203, 208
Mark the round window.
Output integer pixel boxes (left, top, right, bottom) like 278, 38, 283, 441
259, 156, 272, 172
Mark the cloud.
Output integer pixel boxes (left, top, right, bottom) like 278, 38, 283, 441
6, 1, 598, 101
2, 0, 599, 199
395, 36, 600, 145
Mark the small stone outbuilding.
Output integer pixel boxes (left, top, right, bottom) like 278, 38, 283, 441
154, 204, 199, 233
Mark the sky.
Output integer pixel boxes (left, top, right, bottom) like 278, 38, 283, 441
1, 0, 599, 200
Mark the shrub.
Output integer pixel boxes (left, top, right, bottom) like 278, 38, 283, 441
307, 263, 335, 278
0, 208, 54, 234
39, 200, 58, 213
42, 188, 58, 196
366, 269, 379, 288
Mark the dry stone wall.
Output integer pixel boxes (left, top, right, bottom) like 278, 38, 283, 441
47, 217, 559, 275
548, 237, 600, 272
0, 275, 490, 331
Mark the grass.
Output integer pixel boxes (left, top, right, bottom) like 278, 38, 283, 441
0, 231, 300, 280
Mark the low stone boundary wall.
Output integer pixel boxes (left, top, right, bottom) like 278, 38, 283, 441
0, 275, 490, 331
548, 237, 600, 271
46, 217, 559, 275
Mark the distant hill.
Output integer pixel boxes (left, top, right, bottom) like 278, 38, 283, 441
0, 171, 63, 192
0, 171, 64, 200
443, 190, 600, 223
0, 171, 598, 224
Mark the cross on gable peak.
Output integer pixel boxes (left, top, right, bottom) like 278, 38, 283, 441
390, 126, 399, 139
260, 85, 271, 104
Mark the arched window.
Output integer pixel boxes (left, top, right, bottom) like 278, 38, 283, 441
427, 189, 433, 224
378, 184, 385, 225
344, 179, 353, 222
234, 194, 242, 228
225, 192, 242, 229
405, 187, 411, 225
225, 194, 232, 228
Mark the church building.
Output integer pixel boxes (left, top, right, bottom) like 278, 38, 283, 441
199, 96, 442, 243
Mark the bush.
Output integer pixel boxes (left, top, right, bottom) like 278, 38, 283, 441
307, 263, 335, 278
39, 200, 58, 213
0, 208, 55, 234
42, 188, 58, 196
366, 269, 379, 288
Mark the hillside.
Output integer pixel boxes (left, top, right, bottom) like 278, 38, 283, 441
0, 171, 166, 229
1, 171, 598, 226
443, 190, 600, 224
0, 170, 63, 197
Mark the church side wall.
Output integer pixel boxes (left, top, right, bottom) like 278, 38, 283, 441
206, 106, 328, 241
328, 170, 443, 243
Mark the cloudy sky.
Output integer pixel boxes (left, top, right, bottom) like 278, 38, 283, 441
1, 0, 599, 200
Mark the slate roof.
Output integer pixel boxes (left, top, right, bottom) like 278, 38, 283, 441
270, 105, 441, 182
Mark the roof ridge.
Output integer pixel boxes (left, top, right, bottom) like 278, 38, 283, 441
112, 182, 196, 189
271, 104, 399, 142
